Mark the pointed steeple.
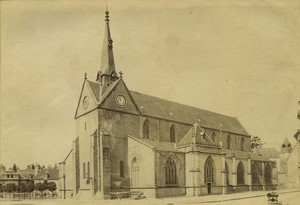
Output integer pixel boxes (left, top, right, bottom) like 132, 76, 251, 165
97, 8, 119, 96
98, 8, 118, 79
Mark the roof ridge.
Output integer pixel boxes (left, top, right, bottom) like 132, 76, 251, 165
129, 90, 237, 120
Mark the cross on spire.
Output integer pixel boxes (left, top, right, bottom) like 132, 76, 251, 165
84, 72, 87, 80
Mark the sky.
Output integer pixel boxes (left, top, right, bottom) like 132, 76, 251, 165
1, 0, 300, 169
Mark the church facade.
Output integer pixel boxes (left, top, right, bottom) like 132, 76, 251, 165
59, 9, 277, 199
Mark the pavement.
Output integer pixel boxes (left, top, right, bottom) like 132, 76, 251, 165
0, 189, 299, 205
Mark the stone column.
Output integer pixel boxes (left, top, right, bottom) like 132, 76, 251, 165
262, 162, 265, 191
221, 154, 226, 194
232, 154, 237, 189
247, 157, 252, 191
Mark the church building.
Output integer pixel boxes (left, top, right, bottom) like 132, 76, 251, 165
59, 9, 277, 199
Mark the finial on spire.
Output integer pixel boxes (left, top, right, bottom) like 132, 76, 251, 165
84, 72, 87, 80
119, 71, 123, 78
105, 6, 110, 22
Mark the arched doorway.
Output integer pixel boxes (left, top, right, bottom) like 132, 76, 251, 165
204, 156, 215, 194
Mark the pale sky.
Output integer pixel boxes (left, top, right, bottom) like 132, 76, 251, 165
1, 0, 300, 168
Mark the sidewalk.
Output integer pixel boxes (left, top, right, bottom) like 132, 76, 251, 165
53, 189, 300, 205
1, 189, 299, 205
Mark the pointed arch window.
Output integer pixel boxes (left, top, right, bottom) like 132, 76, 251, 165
265, 164, 272, 185
165, 157, 177, 186
212, 132, 216, 143
120, 161, 125, 177
131, 158, 139, 187
241, 137, 245, 151
227, 135, 231, 149
252, 162, 261, 185
83, 162, 86, 179
170, 125, 176, 142
237, 162, 245, 185
204, 156, 215, 183
143, 120, 150, 139
87, 162, 90, 178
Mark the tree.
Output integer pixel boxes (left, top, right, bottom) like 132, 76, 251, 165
12, 164, 17, 172
6, 183, 17, 193
47, 182, 57, 198
26, 182, 35, 193
18, 183, 26, 193
35, 182, 48, 198
31, 164, 35, 170
251, 136, 265, 152
18, 183, 27, 199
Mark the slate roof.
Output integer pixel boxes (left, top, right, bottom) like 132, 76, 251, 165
86, 79, 249, 136
128, 135, 183, 153
177, 123, 220, 148
87, 80, 100, 101
130, 91, 248, 136
251, 148, 280, 160
34, 168, 59, 180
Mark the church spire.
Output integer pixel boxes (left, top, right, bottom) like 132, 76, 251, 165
97, 7, 119, 96
98, 7, 118, 80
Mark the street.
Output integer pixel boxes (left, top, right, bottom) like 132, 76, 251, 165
0, 190, 299, 205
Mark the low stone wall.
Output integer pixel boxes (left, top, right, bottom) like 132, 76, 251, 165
156, 187, 186, 198
252, 185, 263, 191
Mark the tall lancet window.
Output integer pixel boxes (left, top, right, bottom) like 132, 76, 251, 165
241, 137, 245, 151
143, 120, 150, 139
227, 135, 231, 149
265, 164, 272, 185
120, 161, 125, 177
131, 158, 139, 187
87, 162, 90, 178
83, 163, 86, 179
170, 125, 176, 142
165, 156, 177, 186
252, 162, 261, 185
237, 162, 245, 185
212, 132, 216, 143
204, 156, 215, 183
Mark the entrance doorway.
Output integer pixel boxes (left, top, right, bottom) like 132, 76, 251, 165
207, 183, 212, 194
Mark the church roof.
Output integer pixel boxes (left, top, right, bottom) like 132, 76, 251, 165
128, 135, 183, 152
87, 80, 100, 100
251, 147, 280, 159
130, 91, 249, 136
177, 123, 220, 148
86, 79, 248, 136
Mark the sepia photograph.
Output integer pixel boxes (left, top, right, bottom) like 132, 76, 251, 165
0, 0, 300, 204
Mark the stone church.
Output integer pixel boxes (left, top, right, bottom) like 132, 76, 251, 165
59, 9, 276, 199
